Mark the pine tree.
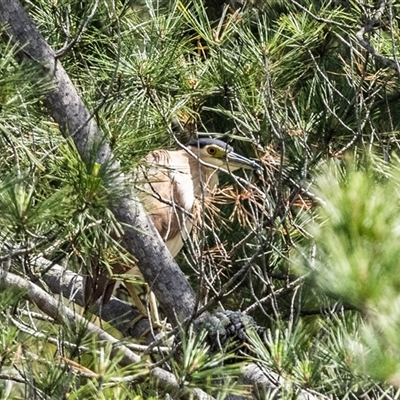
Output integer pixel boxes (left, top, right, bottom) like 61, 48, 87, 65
0, 0, 400, 398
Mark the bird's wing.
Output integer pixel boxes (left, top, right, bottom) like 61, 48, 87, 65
84, 149, 195, 305
136, 149, 194, 242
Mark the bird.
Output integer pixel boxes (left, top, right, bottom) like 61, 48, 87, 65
135, 138, 260, 257
86, 138, 259, 318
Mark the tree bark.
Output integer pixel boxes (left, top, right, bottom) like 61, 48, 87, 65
0, 0, 198, 327
39, 259, 153, 340
0, 267, 141, 366
0, 266, 215, 400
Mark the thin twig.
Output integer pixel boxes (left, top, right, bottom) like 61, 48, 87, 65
356, 0, 400, 76
55, 0, 100, 58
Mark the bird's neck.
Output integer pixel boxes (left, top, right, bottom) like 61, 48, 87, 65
188, 157, 219, 197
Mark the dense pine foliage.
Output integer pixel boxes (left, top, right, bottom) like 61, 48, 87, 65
1, 0, 400, 398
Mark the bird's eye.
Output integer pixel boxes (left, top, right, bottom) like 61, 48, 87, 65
207, 147, 216, 155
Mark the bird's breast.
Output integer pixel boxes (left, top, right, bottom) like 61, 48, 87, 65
170, 169, 195, 211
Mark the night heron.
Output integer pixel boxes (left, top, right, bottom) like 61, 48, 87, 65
137, 138, 259, 256
88, 138, 259, 318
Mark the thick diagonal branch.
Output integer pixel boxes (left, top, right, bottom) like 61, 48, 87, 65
0, 0, 197, 326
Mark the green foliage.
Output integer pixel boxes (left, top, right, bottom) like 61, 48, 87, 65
2, 0, 400, 398
246, 314, 400, 399
170, 326, 245, 397
0, 292, 149, 399
296, 158, 400, 387
301, 161, 400, 307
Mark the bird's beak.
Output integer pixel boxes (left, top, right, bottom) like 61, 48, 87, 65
226, 152, 260, 171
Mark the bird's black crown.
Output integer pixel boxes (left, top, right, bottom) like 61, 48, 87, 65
185, 138, 234, 152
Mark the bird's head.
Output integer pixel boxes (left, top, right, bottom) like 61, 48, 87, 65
185, 138, 259, 172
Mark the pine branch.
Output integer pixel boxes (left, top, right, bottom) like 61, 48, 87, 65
356, 0, 400, 76
0, 266, 141, 366
0, 0, 197, 327
239, 364, 324, 400
40, 259, 322, 400
37, 258, 154, 340
0, 266, 215, 400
